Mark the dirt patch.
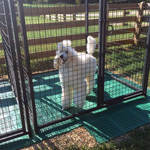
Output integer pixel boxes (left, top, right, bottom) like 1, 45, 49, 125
20, 127, 97, 150
19, 123, 150, 150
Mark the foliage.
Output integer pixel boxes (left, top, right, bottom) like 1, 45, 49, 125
23, 0, 34, 4
22, 0, 148, 4
75, 0, 81, 5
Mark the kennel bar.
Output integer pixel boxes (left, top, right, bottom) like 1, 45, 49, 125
142, 19, 150, 96
1, 0, 26, 137
0, 0, 32, 143
105, 73, 142, 91
1, 0, 150, 137
0, 130, 26, 143
38, 90, 144, 129
104, 1, 150, 105
0, 2, 10, 82
104, 90, 144, 106
16, 0, 39, 134
8, 0, 32, 137
85, 0, 89, 45
16, 0, 100, 132
97, 0, 107, 107
20, 0, 150, 133
38, 107, 99, 129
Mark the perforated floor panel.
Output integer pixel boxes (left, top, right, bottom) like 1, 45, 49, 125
0, 71, 149, 150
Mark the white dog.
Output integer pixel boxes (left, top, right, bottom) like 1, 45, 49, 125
54, 36, 97, 110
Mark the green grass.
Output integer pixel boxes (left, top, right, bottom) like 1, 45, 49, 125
116, 125, 150, 150
105, 45, 148, 87
0, 7, 149, 87
28, 44, 150, 88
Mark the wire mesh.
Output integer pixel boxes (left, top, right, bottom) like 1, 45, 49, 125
0, 0, 34, 142
0, 33, 23, 135
105, 1, 149, 101
0, 1, 23, 137
24, 0, 98, 127
0, 0, 150, 147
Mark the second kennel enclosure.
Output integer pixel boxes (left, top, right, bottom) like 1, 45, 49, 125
0, 0, 150, 135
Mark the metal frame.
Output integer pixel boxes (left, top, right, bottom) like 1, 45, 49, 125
0, 0, 32, 143
28, 0, 149, 132
16, 0, 39, 134
8, 0, 32, 137
0, 0, 150, 142
142, 19, 150, 96
97, 0, 106, 107
85, 0, 89, 46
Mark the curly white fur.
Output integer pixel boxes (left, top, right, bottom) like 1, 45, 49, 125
54, 36, 97, 110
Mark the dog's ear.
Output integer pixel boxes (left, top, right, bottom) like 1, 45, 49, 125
57, 42, 63, 51
62, 40, 72, 47
53, 56, 60, 69
56, 50, 60, 55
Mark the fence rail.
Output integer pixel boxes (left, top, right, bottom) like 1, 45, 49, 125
0, 3, 150, 66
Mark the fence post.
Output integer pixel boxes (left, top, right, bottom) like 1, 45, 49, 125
134, 1, 145, 45
122, 10, 126, 26
17, 0, 39, 134
142, 19, 150, 96
122, 10, 129, 26
63, 13, 66, 22
85, 0, 89, 52
73, 13, 76, 21
97, 0, 107, 107
56, 14, 58, 22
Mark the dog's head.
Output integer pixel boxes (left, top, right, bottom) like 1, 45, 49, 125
54, 40, 74, 68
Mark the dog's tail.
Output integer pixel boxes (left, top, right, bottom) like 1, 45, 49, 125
86, 36, 96, 55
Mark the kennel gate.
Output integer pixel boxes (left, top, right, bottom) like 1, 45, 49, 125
0, 0, 150, 139
0, 0, 35, 142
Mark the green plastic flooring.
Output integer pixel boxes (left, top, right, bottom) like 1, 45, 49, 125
33, 71, 137, 126
0, 71, 150, 150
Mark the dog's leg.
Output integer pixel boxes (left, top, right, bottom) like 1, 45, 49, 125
61, 85, 73, 110
86, 71, 95, 95
73, 81, 87, 108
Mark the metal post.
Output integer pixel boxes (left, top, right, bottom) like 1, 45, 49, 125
85, 0, 89, 49
97, 0, 107, 107
97, 0, 104, 107
102, 0, 107, 102
0, 1, 10, 81
8, 0, 32, 137
0, 0, 3, 22
142, 20, 150, 96
3, 0, 26, 133
17, 0, 39, 134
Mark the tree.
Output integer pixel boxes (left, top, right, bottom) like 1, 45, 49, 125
23, 0, 35, 4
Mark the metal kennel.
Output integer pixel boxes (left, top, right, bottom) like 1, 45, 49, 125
0, 0, 150, 142
0, 0, 33, 142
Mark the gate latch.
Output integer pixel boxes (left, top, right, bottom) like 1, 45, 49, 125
107, 25, 114, 36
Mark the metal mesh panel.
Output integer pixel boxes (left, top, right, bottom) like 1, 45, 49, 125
0, 0, 149, 146
0, 0, 32, 142
0, 0, 23, 141
104, 2, 149, 101
24, 0, 98, 127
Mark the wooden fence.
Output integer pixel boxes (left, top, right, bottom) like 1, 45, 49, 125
0, 2, 150, 66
